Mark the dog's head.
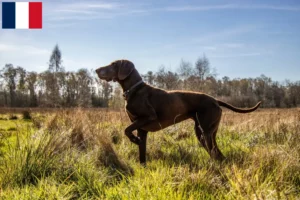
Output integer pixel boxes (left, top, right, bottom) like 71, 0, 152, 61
95, 60, 135, 82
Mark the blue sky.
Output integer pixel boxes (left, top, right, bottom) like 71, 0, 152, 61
0, 0, 300, 81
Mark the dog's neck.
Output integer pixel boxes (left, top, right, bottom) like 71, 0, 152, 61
118, 70, 143, 92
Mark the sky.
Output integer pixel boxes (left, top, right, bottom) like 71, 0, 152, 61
0, 0, 300, 82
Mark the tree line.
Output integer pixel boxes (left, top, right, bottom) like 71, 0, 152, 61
0, 45, 299, 108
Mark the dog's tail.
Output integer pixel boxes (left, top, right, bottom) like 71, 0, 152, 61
217, 100, 261, 113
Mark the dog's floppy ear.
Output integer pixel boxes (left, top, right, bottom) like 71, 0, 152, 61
118, 60, 134, 80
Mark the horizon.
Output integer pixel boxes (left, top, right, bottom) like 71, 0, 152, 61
0, 0, 300, 82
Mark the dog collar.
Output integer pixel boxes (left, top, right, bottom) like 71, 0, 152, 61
123, 80, 144, 100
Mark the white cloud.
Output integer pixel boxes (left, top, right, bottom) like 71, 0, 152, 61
165, 4, 300, 12
249, 5, 300, 11
203, 46, 217, 51
0, 44, 19, 51
160, 25, 256, 50
51, 2, 122, 14
210, 52, 264, 58
0, 40, 50, 71
166, 4, 238, 11
47, 22, 77, 28
22, 45, 50, 55
0, 43, 49, 55
43, 1, 300, 23
44, 1, 143, 22
84, 3, 121, 9
203, 43, 244, 51
63, 57, 100, 71
222, 43, 244, 49
53, 9, 99, 15
0, 43, 100, 72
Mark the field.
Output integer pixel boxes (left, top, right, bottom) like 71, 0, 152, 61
0, 108, 299, 199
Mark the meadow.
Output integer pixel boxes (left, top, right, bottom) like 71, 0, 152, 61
0, 108, 299, 199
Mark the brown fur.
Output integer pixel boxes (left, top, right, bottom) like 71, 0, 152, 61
96, 60, 261, 164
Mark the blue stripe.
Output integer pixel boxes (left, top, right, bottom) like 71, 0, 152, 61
2, 2, 16, 29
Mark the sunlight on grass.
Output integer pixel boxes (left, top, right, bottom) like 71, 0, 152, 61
0, 109, 299, 199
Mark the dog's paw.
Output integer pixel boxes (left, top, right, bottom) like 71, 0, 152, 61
130, 136, 141, 145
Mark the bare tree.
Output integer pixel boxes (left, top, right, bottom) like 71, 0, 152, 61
194, 55, 211, 81
77, 69, 92, 107
178, 59, 193, 79
155, 66, 180, 90
26, 72, 38, 107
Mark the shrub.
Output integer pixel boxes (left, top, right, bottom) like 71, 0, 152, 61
9, 114, 18, 120
22, 110, 32, 120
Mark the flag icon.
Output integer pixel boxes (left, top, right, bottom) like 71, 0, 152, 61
2, 2, 42, 29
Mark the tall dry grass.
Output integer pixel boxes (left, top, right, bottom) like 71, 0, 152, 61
0, 108, 299, 199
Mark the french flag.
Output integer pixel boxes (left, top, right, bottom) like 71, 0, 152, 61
2, 2, 42, 29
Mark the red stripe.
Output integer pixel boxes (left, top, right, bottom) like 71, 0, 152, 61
29, 2, 42, 29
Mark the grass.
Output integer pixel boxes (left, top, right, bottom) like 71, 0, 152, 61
0, 108, 299, 199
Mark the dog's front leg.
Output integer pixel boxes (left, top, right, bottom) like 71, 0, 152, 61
137, 129, 148, 165
124, 118, 153, 145
125, 100, 157, 164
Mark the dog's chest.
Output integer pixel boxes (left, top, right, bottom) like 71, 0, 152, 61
126, 110, 137, 121
125, 103, 139, 120
125, 94, 152, 120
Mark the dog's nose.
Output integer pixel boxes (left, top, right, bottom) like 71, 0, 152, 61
96, 68, 107, 77
96, 68, 104, 76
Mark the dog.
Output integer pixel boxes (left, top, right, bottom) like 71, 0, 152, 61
96, 60, 261, 164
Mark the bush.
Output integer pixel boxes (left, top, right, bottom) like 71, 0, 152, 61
22, 110, 32, 120
9, 114, 18, 120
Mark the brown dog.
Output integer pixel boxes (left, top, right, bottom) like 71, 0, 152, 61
96, 60, 261, 164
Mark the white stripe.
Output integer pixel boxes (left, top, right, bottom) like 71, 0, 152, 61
16, 2, 29, 29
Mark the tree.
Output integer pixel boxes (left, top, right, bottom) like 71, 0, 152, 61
110, 85, 124, 108
100, 80, 112, 107
44, 44, 64, 107
2, 64, 17, 106
271, 82, 285, 107
155, 66, 180, 90
49, 44, 63, 72
286, 81, 300, 107
1, 53, 300, 109
64, 72, 77, 107
221, 76, 231, 96
0, 67, 8, 106
15, 66, 28, 106
143, 71, 155, 85
178, 59, 193, 79
16, 67, 26, 91
39, 71, 60, 107
194, 55, 211, 81
26, 72, 38, 107
77, 69, 92, 107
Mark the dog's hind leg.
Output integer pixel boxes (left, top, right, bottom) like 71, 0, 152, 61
193, 114, 208, 151
193, 108, 225, 161
211, 128, 225, 161
210, 115, 225, 161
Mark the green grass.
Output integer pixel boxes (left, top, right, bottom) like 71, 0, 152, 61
0, 109, 299, 199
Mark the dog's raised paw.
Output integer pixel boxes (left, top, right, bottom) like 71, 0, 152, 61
129, 136, 141, 145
